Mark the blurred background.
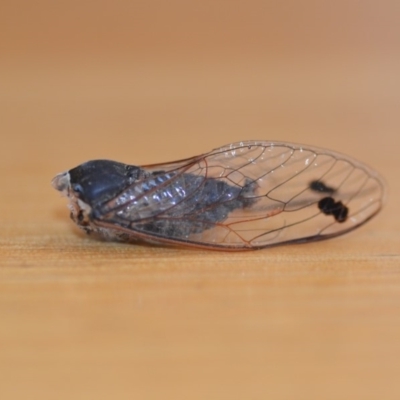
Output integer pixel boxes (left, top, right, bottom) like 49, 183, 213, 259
1, 0, 399, 169
1, 1, 400, 399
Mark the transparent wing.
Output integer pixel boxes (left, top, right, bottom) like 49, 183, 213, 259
95, 141, 386, 250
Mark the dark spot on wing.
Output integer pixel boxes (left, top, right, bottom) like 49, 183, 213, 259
310, 180, 336, 194
318, 197, 348, 223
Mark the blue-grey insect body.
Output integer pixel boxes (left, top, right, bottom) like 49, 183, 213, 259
52, 141, 386, 250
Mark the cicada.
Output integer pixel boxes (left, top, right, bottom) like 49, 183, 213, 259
52, 141, 386, 250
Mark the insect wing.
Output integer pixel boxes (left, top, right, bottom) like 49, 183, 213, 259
97, 141, 385, 250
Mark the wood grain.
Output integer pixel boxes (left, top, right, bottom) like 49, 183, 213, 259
1, 1, 400, 399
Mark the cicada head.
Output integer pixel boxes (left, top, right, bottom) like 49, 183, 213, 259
52, 160, 142, 234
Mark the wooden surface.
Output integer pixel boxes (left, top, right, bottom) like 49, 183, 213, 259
1, 1, 400, 399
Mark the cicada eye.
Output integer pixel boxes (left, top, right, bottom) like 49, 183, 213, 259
71, 183, 83, 195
